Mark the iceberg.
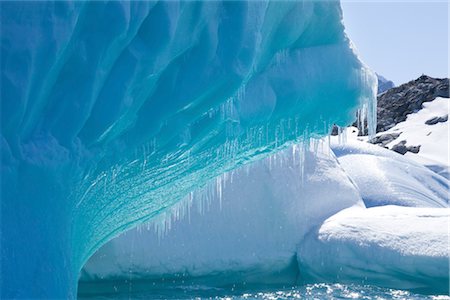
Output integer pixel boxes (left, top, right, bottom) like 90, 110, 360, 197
1, 1, 376, 298
80, 140, 449, 295
80, 144, 363, 289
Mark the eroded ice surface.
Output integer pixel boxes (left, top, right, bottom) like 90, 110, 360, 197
81, 144, 363, 285
81, 140, 449, 294
1, 1, 377, 298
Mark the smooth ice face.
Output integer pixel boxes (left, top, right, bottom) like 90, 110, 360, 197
1, 1, 376, 298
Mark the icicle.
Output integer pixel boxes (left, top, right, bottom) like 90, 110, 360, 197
216, 175, 223, 210
275, 49, 288, 66
299, 142, 306, 184
337, 126, 347, 145
356, 69, 378, 138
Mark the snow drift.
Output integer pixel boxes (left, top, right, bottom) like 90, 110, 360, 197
331, 139, 449, 208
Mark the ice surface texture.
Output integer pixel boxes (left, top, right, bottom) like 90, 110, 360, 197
81, 141, 449, 295
80, 145, 363, 287
1, 1, 375, 298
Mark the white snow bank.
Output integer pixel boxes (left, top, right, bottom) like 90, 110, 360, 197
356, 97, 449, 178
298, 205, 450, 293
384, 97, 449, 168
331, 140, 449, 208
80, 144, 363, 285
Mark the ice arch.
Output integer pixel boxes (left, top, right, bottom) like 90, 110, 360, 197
1, 1, 376, 298
79, 143, 364, 295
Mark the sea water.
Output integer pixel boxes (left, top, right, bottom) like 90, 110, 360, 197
78, 282, 449, 300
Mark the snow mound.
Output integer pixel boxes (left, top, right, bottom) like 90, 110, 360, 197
331, 140, 449, 208
298, 205, 450, 294
80, 144, 363, 286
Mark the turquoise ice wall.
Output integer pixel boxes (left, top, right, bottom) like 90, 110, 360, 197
0, 1, 376, 298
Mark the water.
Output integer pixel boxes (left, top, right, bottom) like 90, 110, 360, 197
78, 283, 449, 300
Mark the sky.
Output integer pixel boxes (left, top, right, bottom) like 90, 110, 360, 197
341, 1, 449, 85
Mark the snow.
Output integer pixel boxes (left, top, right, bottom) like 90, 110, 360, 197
329, 96, 449, 207
80, 94, 449, 292
312, 101, 449, 292
372, 97, 449, 178
331, 140, 449, 208
80, 105, 450, 293
298, 205, 450, 293
386, 97, 449, 166
81, 144, 363, 285
81, 138, 449, 293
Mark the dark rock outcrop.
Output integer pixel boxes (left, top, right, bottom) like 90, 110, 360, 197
369, 132, 401, 147
391, 140, 421, 155
425, 114, 448, 125
391, 140, 408, 154
407, 144, 421, 154
331, 125, 339, 136
376, 75, 449, 133
346, 75, 447, 159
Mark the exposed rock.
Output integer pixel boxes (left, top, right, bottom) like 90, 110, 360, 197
407, 145, 421, 154
391, 140, 421, 155
331, 125, 358, 136
425, 115, 448, 125
376, 75, 449, 133
369, 132, 401, 147
392, 140, 408, 155
331, 125, 339, 136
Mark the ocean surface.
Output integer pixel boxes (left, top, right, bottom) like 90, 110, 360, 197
78, 282, 450, 299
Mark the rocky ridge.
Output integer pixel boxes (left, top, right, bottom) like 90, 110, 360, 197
376, 75, 449, 133
368, 75, 449, 157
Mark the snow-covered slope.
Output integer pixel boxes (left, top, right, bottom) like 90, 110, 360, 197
331, 140, 449, 208
374, 97, 449, 177
331, 95, 449, 207
375, 75, 448, 133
